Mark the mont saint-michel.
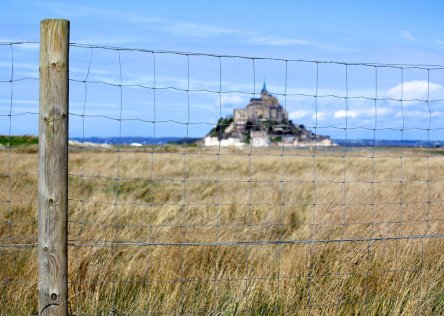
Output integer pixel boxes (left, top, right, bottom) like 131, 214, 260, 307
204, 84, 334, 147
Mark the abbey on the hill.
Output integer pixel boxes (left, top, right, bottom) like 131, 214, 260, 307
204, 83, 334, 147
233, 83, 288, 127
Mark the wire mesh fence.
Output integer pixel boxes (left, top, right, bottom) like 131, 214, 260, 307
1, 38, 444, 314
0, 41, 40, 314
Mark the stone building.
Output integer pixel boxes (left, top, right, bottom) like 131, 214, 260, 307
204, 83, 335, 147
233, 83, 288, 126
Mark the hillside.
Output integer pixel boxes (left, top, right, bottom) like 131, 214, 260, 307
207, 116, 331, 146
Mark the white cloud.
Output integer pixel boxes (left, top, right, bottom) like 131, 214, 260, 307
74, 37, 140, 46
395, 110, 442, 119
387, 80, 442, 101
219, 94, 245, 107
335, 110, 357, 119
376, 107, 391, 116
47, 3, 243, 40
289, 110, 309, 120
249, 35, 350, 51
401, 30, 416, 41
312, 112, 325, 120
333, 108, 392, 119
250, 36, 315, 46
45, 2, 349, 52
165, 22, 241, 38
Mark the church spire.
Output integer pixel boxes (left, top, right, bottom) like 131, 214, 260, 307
261, 81, 268, 95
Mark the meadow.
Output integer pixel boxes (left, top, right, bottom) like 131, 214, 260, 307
1, 144, 444, 315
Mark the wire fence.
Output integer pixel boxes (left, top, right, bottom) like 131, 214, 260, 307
1, 38, 444, 315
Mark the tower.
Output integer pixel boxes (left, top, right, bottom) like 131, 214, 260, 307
261, 82, 268, 96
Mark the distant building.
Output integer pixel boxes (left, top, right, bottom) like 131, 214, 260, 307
203, 136, 245, 147
203, 82, 335, 148
251, 131, 270, 147
233, 83, 288, 127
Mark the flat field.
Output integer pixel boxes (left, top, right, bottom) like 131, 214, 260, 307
1, 145, 444, 315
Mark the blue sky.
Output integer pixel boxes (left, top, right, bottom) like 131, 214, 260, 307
1, 0, 444, 140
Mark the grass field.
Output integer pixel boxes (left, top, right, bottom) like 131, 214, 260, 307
1, 144, 444, 315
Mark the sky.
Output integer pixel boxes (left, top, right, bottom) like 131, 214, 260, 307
1, 0, 444, 140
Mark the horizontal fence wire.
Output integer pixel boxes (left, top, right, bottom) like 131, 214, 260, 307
1, 41, 444, 314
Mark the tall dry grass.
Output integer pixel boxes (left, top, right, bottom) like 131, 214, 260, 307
1, 145, 444, 315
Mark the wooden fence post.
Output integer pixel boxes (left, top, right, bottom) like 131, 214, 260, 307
38, 19, 70, 316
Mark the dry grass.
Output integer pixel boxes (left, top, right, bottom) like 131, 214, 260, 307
1, 145, 444, 315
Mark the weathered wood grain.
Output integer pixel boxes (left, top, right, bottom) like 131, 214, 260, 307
38, 19, 69, 316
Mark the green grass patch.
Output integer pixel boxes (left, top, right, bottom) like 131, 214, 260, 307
0, 135, 38, 147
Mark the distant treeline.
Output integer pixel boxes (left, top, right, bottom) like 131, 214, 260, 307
0, 135, 38, 146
